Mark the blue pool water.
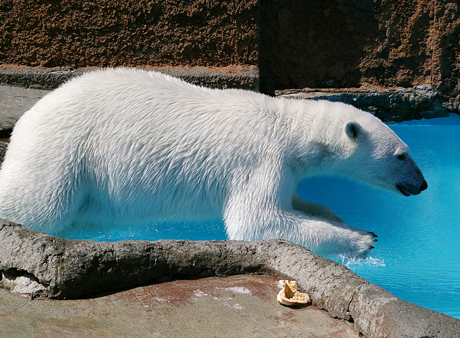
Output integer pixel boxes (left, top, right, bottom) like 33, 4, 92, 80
59, 114, 460, 319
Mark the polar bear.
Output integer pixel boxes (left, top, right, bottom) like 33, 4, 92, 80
0, 68, 427, 256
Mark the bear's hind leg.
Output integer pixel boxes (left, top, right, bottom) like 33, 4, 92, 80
292, 193, 345, 223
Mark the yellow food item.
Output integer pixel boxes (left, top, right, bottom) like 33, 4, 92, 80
277, 280, 311, 306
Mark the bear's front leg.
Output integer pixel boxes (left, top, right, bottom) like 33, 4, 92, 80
291, 192, 378, 256
224, 188, 377, 256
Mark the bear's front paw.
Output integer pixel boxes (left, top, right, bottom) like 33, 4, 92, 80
311, 222, 378, 257
346, 228, 378, 257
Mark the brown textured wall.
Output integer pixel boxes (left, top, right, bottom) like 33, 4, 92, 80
0, 0, 258, 68
1, 0, 460, 110
259, 0, 460, 110
260, 0, 374, 91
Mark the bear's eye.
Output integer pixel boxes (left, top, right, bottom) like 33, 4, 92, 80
397, 153, 407, 160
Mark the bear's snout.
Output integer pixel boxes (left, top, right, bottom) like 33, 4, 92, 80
397, 179, 428, 196
395, 155, 428, 196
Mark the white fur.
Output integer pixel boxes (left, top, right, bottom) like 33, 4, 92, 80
0, 68, 427, 256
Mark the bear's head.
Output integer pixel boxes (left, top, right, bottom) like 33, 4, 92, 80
338, 108, 428, 196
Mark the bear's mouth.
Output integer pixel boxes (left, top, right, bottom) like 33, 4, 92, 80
397, 184, 412, 196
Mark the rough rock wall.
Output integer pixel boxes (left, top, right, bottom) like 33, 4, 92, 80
0, 0, 258, 68
1, 0, 460, 111
260, 0, 460, 110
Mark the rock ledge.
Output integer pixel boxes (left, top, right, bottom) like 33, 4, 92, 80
1, 219, 459, 338
277, 86, 452, 123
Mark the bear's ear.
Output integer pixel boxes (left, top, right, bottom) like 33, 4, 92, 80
345, 121, 363, 141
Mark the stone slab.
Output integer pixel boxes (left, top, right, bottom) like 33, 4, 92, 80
0, 84, 50, 133
0, 67, 259, 91
0, 274, 359, 338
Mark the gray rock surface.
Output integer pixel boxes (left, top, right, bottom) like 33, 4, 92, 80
278, 86, 452, 123
1, 220, 459, 338
0, 69, 82, 90
0, 67, 259, 91
161, 67, 260, 91
0, 274, 361, 338
0, 84, 50, 133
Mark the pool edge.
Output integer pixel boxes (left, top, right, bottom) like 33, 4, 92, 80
1, 219, 459, 338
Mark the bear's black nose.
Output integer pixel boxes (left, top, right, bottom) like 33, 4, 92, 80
420, 180, 428, 191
